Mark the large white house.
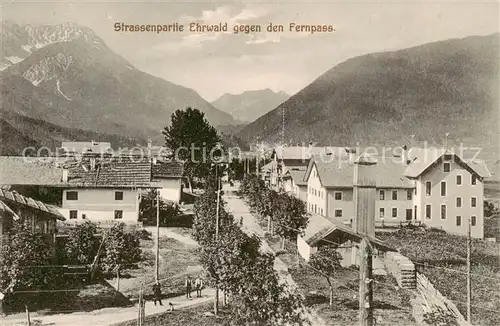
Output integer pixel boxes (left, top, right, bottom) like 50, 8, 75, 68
301, 148, 491, 238
61, 156, 183, 225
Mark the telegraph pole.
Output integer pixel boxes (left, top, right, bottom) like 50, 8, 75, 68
155, 189, 160, 281
467, 217, 472, 323
359, 238, 373, 326
214, 164, 220, 315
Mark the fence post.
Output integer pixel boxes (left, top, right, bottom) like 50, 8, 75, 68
25, 305, 31, 326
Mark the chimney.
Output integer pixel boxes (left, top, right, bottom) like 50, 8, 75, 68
62, 168, 68, 182
309, 141, 313, 148
147, 139, 152, 150
402, 145, 410, 165
90, 157, 96, 171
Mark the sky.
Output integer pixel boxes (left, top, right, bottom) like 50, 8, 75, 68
3, 0, 499, 101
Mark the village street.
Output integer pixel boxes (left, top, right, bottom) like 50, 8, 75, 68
223, 183, 327, 326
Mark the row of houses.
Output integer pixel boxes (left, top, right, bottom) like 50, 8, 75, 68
0, 148, 184, 232
261, 145, 491, 241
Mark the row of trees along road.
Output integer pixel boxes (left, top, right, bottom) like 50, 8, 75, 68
193, 174, 307, 325
240, 174, 309, 250
240, 174, 344, 307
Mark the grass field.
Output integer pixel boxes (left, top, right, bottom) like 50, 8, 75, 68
107, 234, 202, 302
378, 228, 500, 326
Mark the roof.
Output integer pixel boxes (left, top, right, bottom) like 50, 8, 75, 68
152, 161, 184, 178
0, 156, 65, 186
302, 213, 395, 252
304, 155, 414, 188
0, 188, 65, 220
403, 149, 492, 179
284, 169, 308, 186
66, 159, 154, 188
0, 199, 20, 220
275, 146, 349, 161
260, 161, 275, 172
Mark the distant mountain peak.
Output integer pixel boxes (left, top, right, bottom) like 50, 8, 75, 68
1, 22, 104, 71
212, 88, 290, 123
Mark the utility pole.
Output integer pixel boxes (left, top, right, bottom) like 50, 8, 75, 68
214, 164, 220, 315
359, 238, 373, 326
155, 189, 160, 281
467, 217, 472, 323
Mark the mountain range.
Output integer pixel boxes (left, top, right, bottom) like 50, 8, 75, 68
237, 34, 500, 157
0, 21, 239, 152
212, 89, 290, 123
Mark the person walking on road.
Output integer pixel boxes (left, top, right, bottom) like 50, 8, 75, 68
152, 281, 163, 306
194, 276, 203, 297
185, 275, 193, 299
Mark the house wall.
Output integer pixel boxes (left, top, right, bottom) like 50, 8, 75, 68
375, 188, 414, 227
297, 235, 317, 261
283, 178, 293, 193
152, 178, 182, 203
61, 188, 140, 225
306, 164, 327, 216
326, 188, 354, 223
417, 158, 484, 238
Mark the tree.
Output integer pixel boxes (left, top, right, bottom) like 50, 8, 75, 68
139, 189, 182, 226
99, 223, 142, 275
163, 108, 222, 192
309, 245, 342, 306
65, 221, 99, 264
0, 221, 58, 293
274, 193, 309, 249
229, 253, 305, 325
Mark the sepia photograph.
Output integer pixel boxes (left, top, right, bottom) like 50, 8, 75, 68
0, 0, 499, 325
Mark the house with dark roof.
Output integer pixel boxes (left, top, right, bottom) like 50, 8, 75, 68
61, 157, 183, 225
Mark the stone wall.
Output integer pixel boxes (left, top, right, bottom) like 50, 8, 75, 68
384, 251, 416, 289
415, 272, 471, 326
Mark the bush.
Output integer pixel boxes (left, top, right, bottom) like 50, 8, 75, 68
65, 221, 100, 265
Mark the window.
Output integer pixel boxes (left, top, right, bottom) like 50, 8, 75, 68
441, 181, 446, 196
334, 192, 342, 200
114, 210, 123, 219
471, 216, 477, 226
471, 175, 477, 185
456, 216, 461, 226
407, 189, 412, 200
82, 214, 86, 220
444, 154, 452, 161
314, 205, 317, 214
426, 205, 431, 219
115, 191, 124, 200
392, 190, 398, 200
320, 208, 323, 215
441, 204, 446, 220
471, 197, 477, 208
335, 209, 342, 218
456, 197, 462, 208
379, 190, 385, 200
425, 181, 432, 196
69, 210, 78, 219
66, 191, 78, 200
379, 208, 385, 219
456, 175, 462, 185
406, 209, 412, 221
443, 162, 451, 172
392, 208, 398, 218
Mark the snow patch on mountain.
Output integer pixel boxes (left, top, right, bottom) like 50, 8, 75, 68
56, 80, 72, 101
22, 53, 73, 87
5, 56, 24, 64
